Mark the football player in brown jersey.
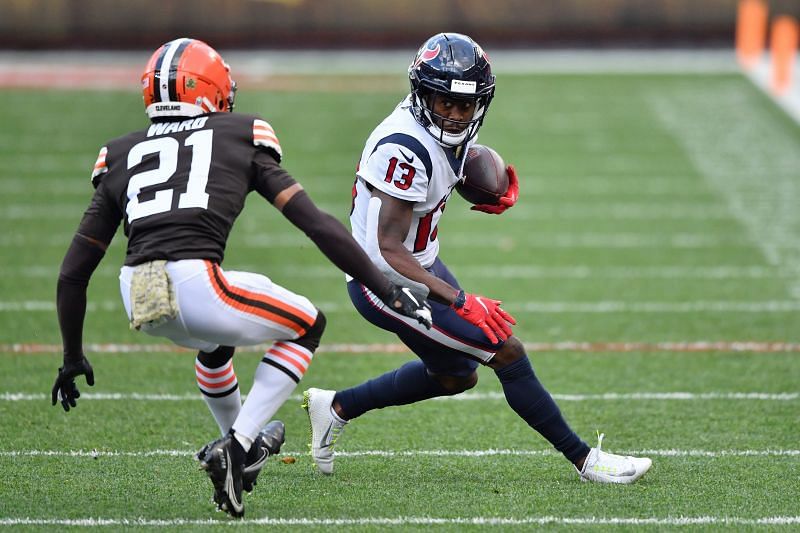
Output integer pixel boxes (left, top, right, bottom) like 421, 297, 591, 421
50, 37, 432, 518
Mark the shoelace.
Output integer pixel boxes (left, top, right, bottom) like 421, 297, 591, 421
327, 418, 345, 446
595, 430, 605, 451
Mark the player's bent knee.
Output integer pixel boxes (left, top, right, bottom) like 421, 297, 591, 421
292, 309, 327, 353
489, 336, 525, 368
432, 371, 478, 394
197, 345, 235, 368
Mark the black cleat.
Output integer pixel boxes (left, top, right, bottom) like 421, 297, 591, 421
196, 432, 246, 518
243, 420, 285, 493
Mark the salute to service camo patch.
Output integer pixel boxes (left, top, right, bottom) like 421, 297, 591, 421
129, 260, 178, 331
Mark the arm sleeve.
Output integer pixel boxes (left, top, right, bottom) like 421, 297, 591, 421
57, 185, 121, 358
57, 236, 106, 358
250, 149, 298, 202
280, 190, 393, 301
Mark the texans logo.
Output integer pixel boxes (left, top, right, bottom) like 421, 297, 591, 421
414, 43, 441, 68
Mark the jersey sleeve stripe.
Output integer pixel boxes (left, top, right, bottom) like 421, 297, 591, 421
91, 147, 108, 181
370, 133, 433, 178
253, 119, 283, 158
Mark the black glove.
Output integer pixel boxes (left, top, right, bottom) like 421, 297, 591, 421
385, 285, 433, 329
51, 353, 95, 412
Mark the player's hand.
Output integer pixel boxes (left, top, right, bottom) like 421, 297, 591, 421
385, 285, 433, 329
471, 164, 520, 214
51, 353, 95, 412
452, 291, 516, 344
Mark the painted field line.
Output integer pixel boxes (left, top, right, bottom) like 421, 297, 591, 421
0, 516, 798, 527
2, 448, 798, 459
5, 264, 795, 280
3, 391, 796, 403
5, 341, 800, 354
4, 300, 800, 313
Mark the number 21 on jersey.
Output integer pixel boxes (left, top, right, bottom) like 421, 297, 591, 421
126, 129, 213, 222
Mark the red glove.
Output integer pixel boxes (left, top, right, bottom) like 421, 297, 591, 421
451, 290, 517, 344
471, 164, 520, 215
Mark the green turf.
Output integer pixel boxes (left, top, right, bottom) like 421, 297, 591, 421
1, 71, 799, 530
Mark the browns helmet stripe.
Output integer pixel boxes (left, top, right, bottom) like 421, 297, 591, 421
156, 38, 191, 104
150, 43, 169, 103
167, 39, 191, 102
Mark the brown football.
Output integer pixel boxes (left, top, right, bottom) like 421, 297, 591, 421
456, 144, 508, 205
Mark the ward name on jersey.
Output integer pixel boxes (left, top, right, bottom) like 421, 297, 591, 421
85, 112, 288, 266
350, 95, 477, 269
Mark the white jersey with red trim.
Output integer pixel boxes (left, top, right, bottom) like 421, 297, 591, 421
350, 95, 476, 269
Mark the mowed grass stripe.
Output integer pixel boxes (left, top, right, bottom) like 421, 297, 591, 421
2, 516, 799, 527
0, 232, 769, 249
0, 202, 738, 222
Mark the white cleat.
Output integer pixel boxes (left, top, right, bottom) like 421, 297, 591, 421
302, 388, 347, 475
578, 433, 652, 484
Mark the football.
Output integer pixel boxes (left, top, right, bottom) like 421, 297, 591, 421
456, 144, 509, 205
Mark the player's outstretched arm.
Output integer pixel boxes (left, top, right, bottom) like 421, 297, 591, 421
276, 187, 432, 328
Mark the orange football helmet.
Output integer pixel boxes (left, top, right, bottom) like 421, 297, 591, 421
141, 38, 236, 119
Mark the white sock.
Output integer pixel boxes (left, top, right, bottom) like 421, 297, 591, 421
195, 357, 241, 435
232, 342, 313, 441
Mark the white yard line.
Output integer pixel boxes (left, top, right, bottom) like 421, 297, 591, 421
1, 448, 798, 459
0, 516, 798, 527
2, 391, 796, 402
4, 341, 800, 354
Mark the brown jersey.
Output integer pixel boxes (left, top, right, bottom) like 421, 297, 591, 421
81, 113, 293, 266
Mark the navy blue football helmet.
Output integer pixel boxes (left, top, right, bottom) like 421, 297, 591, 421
408, 33, 495, 148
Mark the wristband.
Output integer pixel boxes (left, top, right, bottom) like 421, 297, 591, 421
452, 289, 466, 309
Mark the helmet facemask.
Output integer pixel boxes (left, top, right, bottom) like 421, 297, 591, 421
412, 88, 492, 148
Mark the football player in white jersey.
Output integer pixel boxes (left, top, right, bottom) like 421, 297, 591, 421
304, 33, 652, 484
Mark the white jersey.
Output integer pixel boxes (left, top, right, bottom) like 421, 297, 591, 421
350, 96, 476, 269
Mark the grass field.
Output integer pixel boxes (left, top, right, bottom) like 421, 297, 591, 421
1, 64, 799, 530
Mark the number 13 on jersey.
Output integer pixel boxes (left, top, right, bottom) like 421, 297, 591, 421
383, 156, 416, 191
